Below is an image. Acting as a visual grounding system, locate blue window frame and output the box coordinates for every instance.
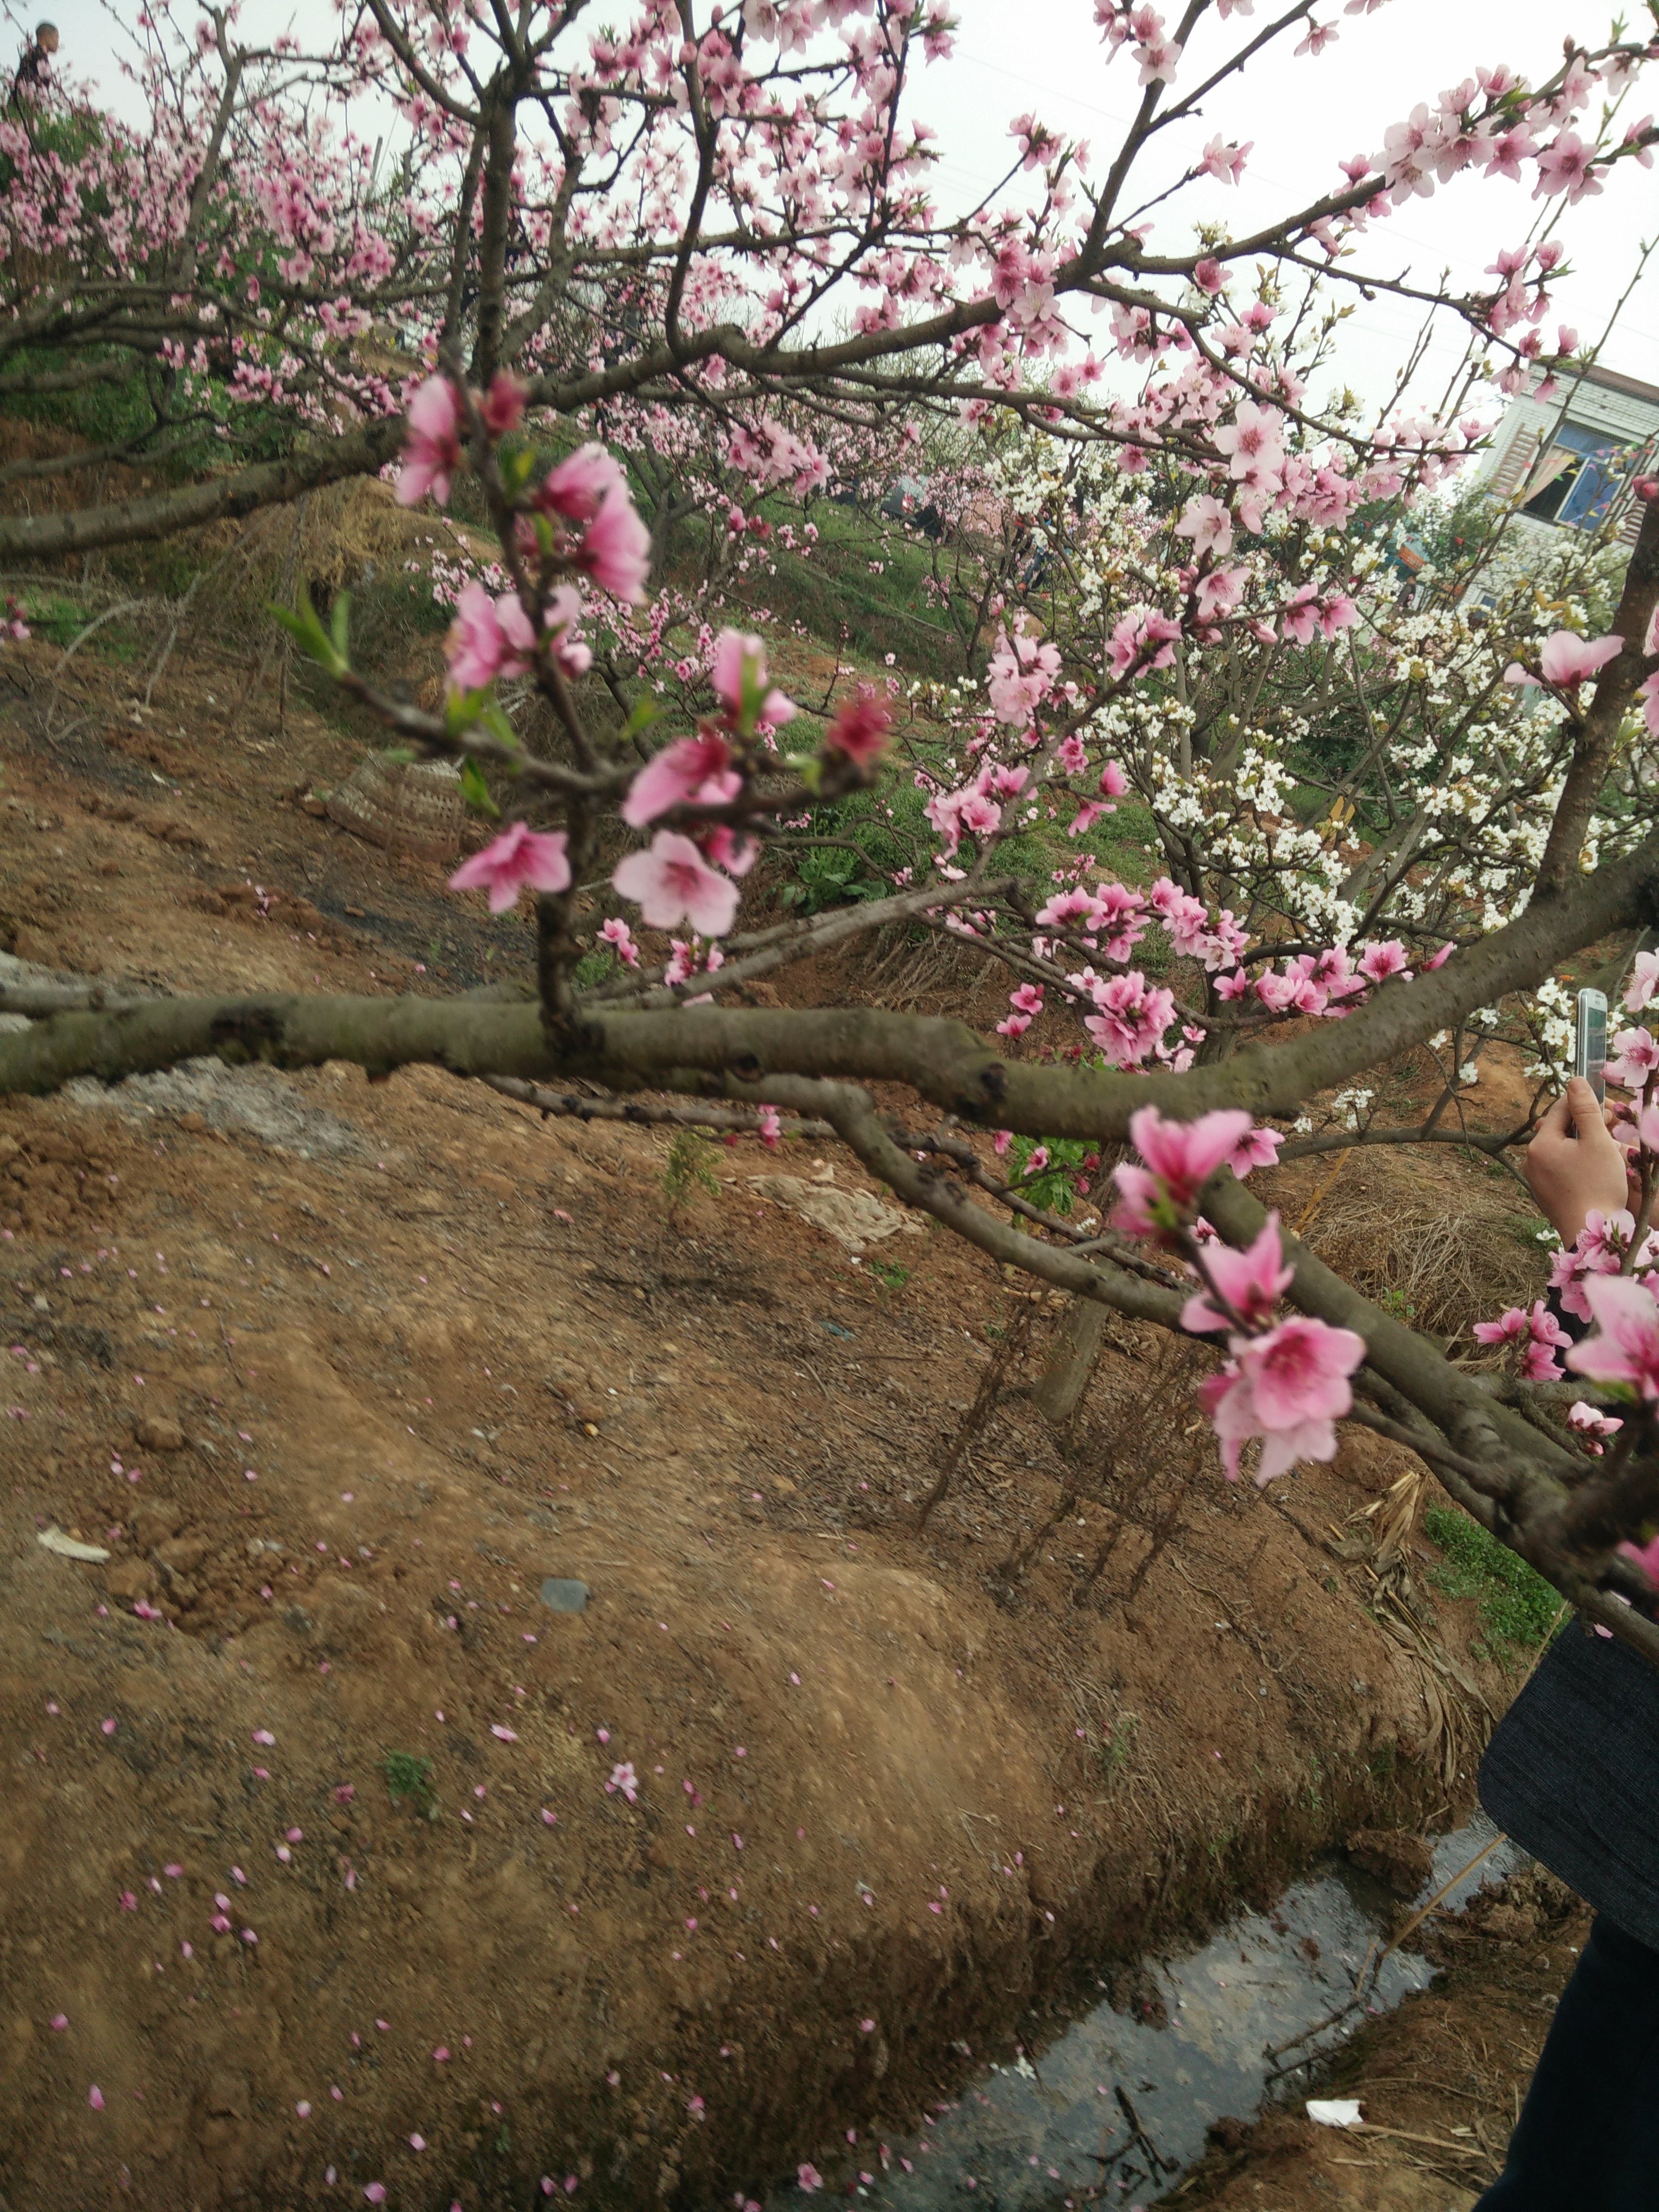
[1523,421,1627,529]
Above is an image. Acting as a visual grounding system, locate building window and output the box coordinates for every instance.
[1521,421,1627,529]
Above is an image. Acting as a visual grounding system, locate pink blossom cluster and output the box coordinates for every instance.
[1375,63,1630,221]
[925,769,1008,856]
[1111,1110,1361,1483]
[1473,1301,1573,1380]
[1548,1210,1659,1323]
[1556,1275,1659,1583]
[987,626,1062,727]
[400,375,651,609]
[1080,970,1177,1068]
[1034,880,1147,964]
[1147,880,1249,974]
[726,419,830,495]
[1219,941,1417,1016]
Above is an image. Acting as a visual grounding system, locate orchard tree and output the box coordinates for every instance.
[9,0,1659,1664]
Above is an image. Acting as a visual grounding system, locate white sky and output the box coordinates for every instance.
[929,0,1659,416]
[11,0,1658,416]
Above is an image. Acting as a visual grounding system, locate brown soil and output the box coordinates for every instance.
[0,634,1542,2210]
[1174,1867,1589,2210]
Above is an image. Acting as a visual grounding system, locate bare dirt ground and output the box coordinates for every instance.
[0,634,1552,2211]
[1176,1868,1589,2211]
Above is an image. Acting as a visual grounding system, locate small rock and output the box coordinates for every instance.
[1024,1855,1062,1911]
[545,1376,604,1427]
[105,1557,160,1603]
[203,2069,250,2121]
[1207,2115,1253,2152]
[156,1537,210,1575]
[540,1577,590,1614]
[1103,1961,1168,2029]
[134,1414,186,1453]
[1346,1828,1434,1899]
[747,1173,919,1250]
[1480,1903,1538,1945]
[133,1500,185,1550]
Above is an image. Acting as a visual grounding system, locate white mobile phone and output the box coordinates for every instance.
[1575,987,1608,1103]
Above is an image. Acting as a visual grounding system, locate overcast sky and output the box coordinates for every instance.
[932,0,1659,415]
[11,0,1656,417]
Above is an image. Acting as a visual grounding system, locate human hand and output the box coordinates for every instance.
[1524,1076,1636,1247]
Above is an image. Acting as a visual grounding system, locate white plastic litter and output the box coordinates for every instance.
[1305,2099,1365,2129]
[36,1526,110,1563]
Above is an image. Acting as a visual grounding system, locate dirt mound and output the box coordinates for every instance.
[0,650,1536,2209]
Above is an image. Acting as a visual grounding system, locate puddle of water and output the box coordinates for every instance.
[771,1816,1523,2209]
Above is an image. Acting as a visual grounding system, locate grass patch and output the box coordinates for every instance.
[383,1749,440,1821]
[14,588,141,660]
[1424,1504,1563,1654]
[663,1129,721,1212]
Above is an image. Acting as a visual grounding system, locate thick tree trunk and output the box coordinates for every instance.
[1032,1297,1110,1428]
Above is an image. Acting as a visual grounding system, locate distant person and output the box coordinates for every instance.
[9,20,58,106]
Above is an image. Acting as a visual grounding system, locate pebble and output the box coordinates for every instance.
[540,1578,590,1614]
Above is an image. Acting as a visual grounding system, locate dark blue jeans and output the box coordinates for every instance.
[1475,1915,1659,2209]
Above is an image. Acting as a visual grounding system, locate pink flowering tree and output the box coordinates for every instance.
[11,3,1659,1662]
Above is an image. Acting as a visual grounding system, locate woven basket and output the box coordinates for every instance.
[325,754,466,860]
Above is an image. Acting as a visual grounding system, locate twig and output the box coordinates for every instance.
[217,1318,246,1389]
[917,1298,1035,1530]
[1364,1833,1507,1985]
[482,1071,833,1140]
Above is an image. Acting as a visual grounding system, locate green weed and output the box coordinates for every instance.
[1100,1712,1141,1780]
[573,947,615,990]
[383,1749,440,1821]
[1424,1504,1563,1652]
[663,1129,720,1212]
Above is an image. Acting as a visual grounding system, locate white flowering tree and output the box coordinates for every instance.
[10,0,1659,1660]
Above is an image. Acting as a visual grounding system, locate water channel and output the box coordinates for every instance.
[770,1815,1522,2209]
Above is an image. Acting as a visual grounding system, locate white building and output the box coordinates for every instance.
[1467,365,1659,596]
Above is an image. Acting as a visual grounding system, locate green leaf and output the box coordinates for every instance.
[270,582,346,677]
[499,448,537,497]
[329,590,353,660]
[623,696,664,741]
[458,757,499,818]
[446,684,490,735]
[479,702,521,753]
[737,644,766,739]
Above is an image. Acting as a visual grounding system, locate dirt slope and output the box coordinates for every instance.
[0,644,1520,2210]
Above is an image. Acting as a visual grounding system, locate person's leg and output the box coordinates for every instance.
[1475,1915,1659,2210]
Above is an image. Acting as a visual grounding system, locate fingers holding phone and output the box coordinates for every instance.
[1526,1075,1631,1245]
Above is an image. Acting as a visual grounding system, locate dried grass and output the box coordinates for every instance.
[4,424,493,705]
[1284,1145,1548,1342]
[851,919,1003,1013]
